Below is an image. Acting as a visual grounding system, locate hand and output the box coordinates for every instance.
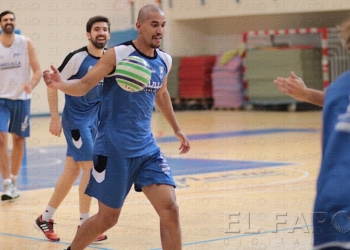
[273,71,307,101]
[43,65,63,89]
[49,117,62,137]
[24,83,33,94]
[174,130,191,154]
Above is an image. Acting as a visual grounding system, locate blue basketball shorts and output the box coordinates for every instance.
[85,149,176,209]
[63,126,97,162]
[0,98,30,137]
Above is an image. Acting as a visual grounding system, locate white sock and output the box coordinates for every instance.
[79,213,90,226]
[10,174,17,183]
[42,205,56,222]
[3,179,12,186]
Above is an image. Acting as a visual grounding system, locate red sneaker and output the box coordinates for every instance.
[34,215,60,242]
[77,226,107,242]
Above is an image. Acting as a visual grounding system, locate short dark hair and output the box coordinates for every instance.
[0,10,15,22]
[86,16,110,33]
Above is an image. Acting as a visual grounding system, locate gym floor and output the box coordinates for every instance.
[0,110,322,250]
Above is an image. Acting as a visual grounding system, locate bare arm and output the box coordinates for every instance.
[47,88,62,137]
[155,76,190,154]
[294,88,324,107]
[44,47,116,96]
[24,37,41,93]
[273,71,324,107]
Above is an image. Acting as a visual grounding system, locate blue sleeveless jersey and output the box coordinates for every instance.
[313,71,350,248]
[93,41,172,157]
[58,46,104,129]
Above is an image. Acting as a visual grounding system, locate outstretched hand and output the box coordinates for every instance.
[175,131,191,154]
[273,71,307,101]
[43,65,63,89]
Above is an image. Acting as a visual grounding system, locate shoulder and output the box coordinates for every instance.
[114,41,134,53]
[58,47,88,72]
[63,47,88,63]
[15,34,30,46]
[16,34,27,40]
[326,70,350,95]
[156,48,172,68]
[67,46,88,58]
[330,70,350,88]
[112,41,136,63]
[335,70,350,82]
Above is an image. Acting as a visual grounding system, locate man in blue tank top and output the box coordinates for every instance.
[274,18,350,250]
[43,5,190,250]
[35,16,110,243]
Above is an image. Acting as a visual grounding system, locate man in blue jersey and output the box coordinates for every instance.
[0,10,41,201]
[274,18,350,250]
[34,16,110,243]
[43,4,190,250]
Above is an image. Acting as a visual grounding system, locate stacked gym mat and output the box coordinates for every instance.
[178,56,216,98]
[211,54,244,109]
[245,47,323,104]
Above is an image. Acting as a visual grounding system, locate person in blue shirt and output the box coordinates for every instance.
[43,5,190,250]
[274,18,350,250]
[35,15,110,243]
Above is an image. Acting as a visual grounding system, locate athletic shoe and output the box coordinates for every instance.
[34,215,60,241]
[1,183,19,201]
[12,181,20,198]
[77,226,107,242]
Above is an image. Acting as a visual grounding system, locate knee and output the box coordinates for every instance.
[65,166,80,177]
[97,210,120,229]
[159,201,180,221]
[12,136,24,146]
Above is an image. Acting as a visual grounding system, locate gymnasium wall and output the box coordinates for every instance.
[168,0,350,20]
[0,0,154,115]
[162,0,350,55]
[1,0,350,115]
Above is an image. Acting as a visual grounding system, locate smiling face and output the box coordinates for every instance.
[87,22,110,49]
[136,10,166,49]
[0,13,15,35]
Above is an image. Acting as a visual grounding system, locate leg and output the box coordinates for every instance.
[143,184,181,250]
[134,150,180,249]
[10,133,25,179]
[73,153,136,248]
[0,132,10,180]
[61,127,96,213]
[35,156,80,241]
[77,161,108,242]
[7,99,30,181]
[48,156,80,208]
[70,201,121,250]
[0,132,17,201]
[78,161,93,214]
[0,99,11,182]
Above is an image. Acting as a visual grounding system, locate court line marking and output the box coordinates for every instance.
[11,166,307,209]
[12,128,317,248]
[0,231,113,250]
[149,167,313,250]
[155,128,319,143]
[0,166,313,248]
[149,226,312,250]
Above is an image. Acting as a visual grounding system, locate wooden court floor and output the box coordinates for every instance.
[0,110,322,250]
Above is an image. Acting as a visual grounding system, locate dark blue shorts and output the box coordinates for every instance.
[85,149,176,209]
[0,98,30,137]
[63,126,97,162]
